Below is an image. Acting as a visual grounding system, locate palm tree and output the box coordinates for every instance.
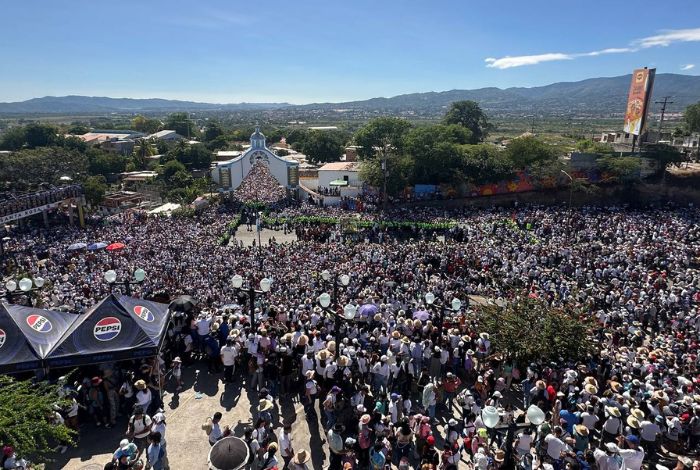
[132,138,155,170]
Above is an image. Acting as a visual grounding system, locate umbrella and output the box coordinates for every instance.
[87,242,108,251]
[208,437,249,470]
[357,303,378,318]
[412,309,430,321]
[169,295,197,313]
[106,242,125,252]
[67,242,87,251]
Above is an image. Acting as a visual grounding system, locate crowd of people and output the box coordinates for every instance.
[234,163,288,205]
[0,185,83,218]
[2,200,700,469]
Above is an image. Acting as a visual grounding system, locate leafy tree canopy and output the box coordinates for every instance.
[505,135,559,168]
[684,101,700,133]
[353,117,413,159]
[443,100,492,142]
[478,298,591,365]
[301,130,345,164]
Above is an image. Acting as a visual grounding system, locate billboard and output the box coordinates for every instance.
[623,68,656,136]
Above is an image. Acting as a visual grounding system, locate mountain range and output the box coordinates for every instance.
[1,73,698,116]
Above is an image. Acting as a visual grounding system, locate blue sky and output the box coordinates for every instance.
[1,0,699,103]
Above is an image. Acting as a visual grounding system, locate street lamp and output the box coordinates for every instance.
[5,276,46,304]
[104,268,146,296]
[318,271,351,343]
[232,274,272,330]
[424,291,463,338]
[561,169,574,239]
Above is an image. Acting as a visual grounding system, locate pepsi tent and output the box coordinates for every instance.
[45,295,170,368]
[0,304,78,373]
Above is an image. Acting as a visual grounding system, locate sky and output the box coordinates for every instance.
[1,0,699,104]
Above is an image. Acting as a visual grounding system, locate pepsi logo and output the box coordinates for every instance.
[0,329,5,349]
[27,314,52,333]
[94,317,122,341]
[133,305,154,323]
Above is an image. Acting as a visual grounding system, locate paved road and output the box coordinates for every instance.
[232,227,297,248]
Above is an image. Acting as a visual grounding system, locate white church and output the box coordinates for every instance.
[211,126,299,192]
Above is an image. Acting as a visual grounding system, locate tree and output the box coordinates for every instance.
[88,150,127,176]
[132,138,155,170]
[478,298,591,365]
[0,148,89,191]
[460,144,515,184]
[443,100,492,142]
[83,175,108,206]
[598,156,641,182]
[359,153,415,196]
[167,143,212,169]
[24,122,58,148]
[67,123,90,135]
[204,121,225,142]
[575,139,614,154]
[131,115,162,134]
[645,143,685,170]
[302,130,344,164]
[0,375,74,463]
[403,124,475,184]
[160,160,187,182]
[165,112,195,138]
[353,117,412,159]
[684,101,700,133]
[0,126,27,150]
[505,135,559,169]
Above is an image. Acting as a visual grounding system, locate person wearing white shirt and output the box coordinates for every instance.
[544,427,567,461]
[220,339,238,383]
[618,435,645,470]
[209,412,223,445]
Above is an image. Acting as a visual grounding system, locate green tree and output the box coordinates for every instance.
[598,156,641,182]
[0,126,27,150]
[505,135,559,169]
[0,148,89,191]
[204,121,225,142]
[460,144,515,184]
[131,115,162,134]
[403,124,474,184]
[353,117,412,160]
[684,101,700,133]
[359,153,415,196]
[478,298,590,364]
[644,143,685,170]
[0,375,75,463]
[160,160,187,181]
[302,130,344,164]
[63,136,88,152]
[168,143,212,169]
[443,100,491,142]
[132,138,155,170]
[83,175,108,206]
[24,122,58,148]
[575,139,614,154]
[88,151,127,176]
[165,112,196,138]
[67,123,90,135]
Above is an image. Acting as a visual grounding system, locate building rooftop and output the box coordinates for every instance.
[318,162,361,172]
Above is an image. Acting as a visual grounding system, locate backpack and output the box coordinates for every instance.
[370,448,386,470]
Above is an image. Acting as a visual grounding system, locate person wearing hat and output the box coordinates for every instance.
[602,406,623,443]
[134,379,152,416]
[113,439,138,466]
[422,382,437,421]
[420,435,439,468]
[304,370,319,420]
[87,376,107,428]
[573,424,590,453]
[327,423,346,470]
[443,371,462,412]
[593,442,623,470]
[289,449,311,470]
[259,442,279,470]
[126,405,153,452]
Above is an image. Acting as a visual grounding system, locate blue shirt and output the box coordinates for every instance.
[559,410,578,434]
[147,444,163,470]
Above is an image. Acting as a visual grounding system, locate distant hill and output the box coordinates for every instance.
[1,73,698,116]
[0,95,292,114]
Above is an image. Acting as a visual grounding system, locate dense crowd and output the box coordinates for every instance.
[0,185,83,218]
[234,163,287,205]
[2,202,700,470]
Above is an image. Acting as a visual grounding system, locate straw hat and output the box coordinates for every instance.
[172,356,182,364]
[297,335,309,346]
[575,424,589,436]
[626,416,640,429]
[373,313,382,322]
[585,384,598,395]
[316,350,331,361]
[267,443,278,452]
[293,450,310,465]
[536,380,546,390]
[211,322,220,332]
[360,414,371,425]
[338,355,350,367]
[401,336,410,344]
[480,332,490,340]
[606,406,621,418]
[631,408,645,420]
[327,341,337,354]
[258,399,273,412]
[494,449,505,463]
[134,380,147,390]
[609,381,622,393]
[391,330,401,339]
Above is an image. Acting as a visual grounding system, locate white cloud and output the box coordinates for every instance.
[485,27,700,69]
[635,28,700,48]
[485,53,572,69]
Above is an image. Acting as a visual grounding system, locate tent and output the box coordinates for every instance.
[329,179,349,187]
[46,295,170,368]
[0,304,77,373]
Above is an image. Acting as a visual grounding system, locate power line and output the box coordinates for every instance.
[655,96,674,137]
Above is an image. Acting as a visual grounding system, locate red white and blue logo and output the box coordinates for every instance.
[26,314,52,333]
[0,329,5,349]
[133,305,154,323]
[94,317,122,341]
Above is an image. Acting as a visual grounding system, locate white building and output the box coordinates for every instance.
[317,161,361,188]
[147,130,184,141]
[211,127,299,191]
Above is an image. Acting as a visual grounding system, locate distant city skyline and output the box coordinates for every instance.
[1,0,699,104]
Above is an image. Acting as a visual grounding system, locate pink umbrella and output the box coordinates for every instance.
[106,242,125,252]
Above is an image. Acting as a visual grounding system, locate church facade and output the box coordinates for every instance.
[211,127,299,191]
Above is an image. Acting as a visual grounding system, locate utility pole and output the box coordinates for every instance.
[655,96,674,142]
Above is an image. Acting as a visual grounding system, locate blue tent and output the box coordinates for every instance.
[0,304,78,373]
[45,295,170,368]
